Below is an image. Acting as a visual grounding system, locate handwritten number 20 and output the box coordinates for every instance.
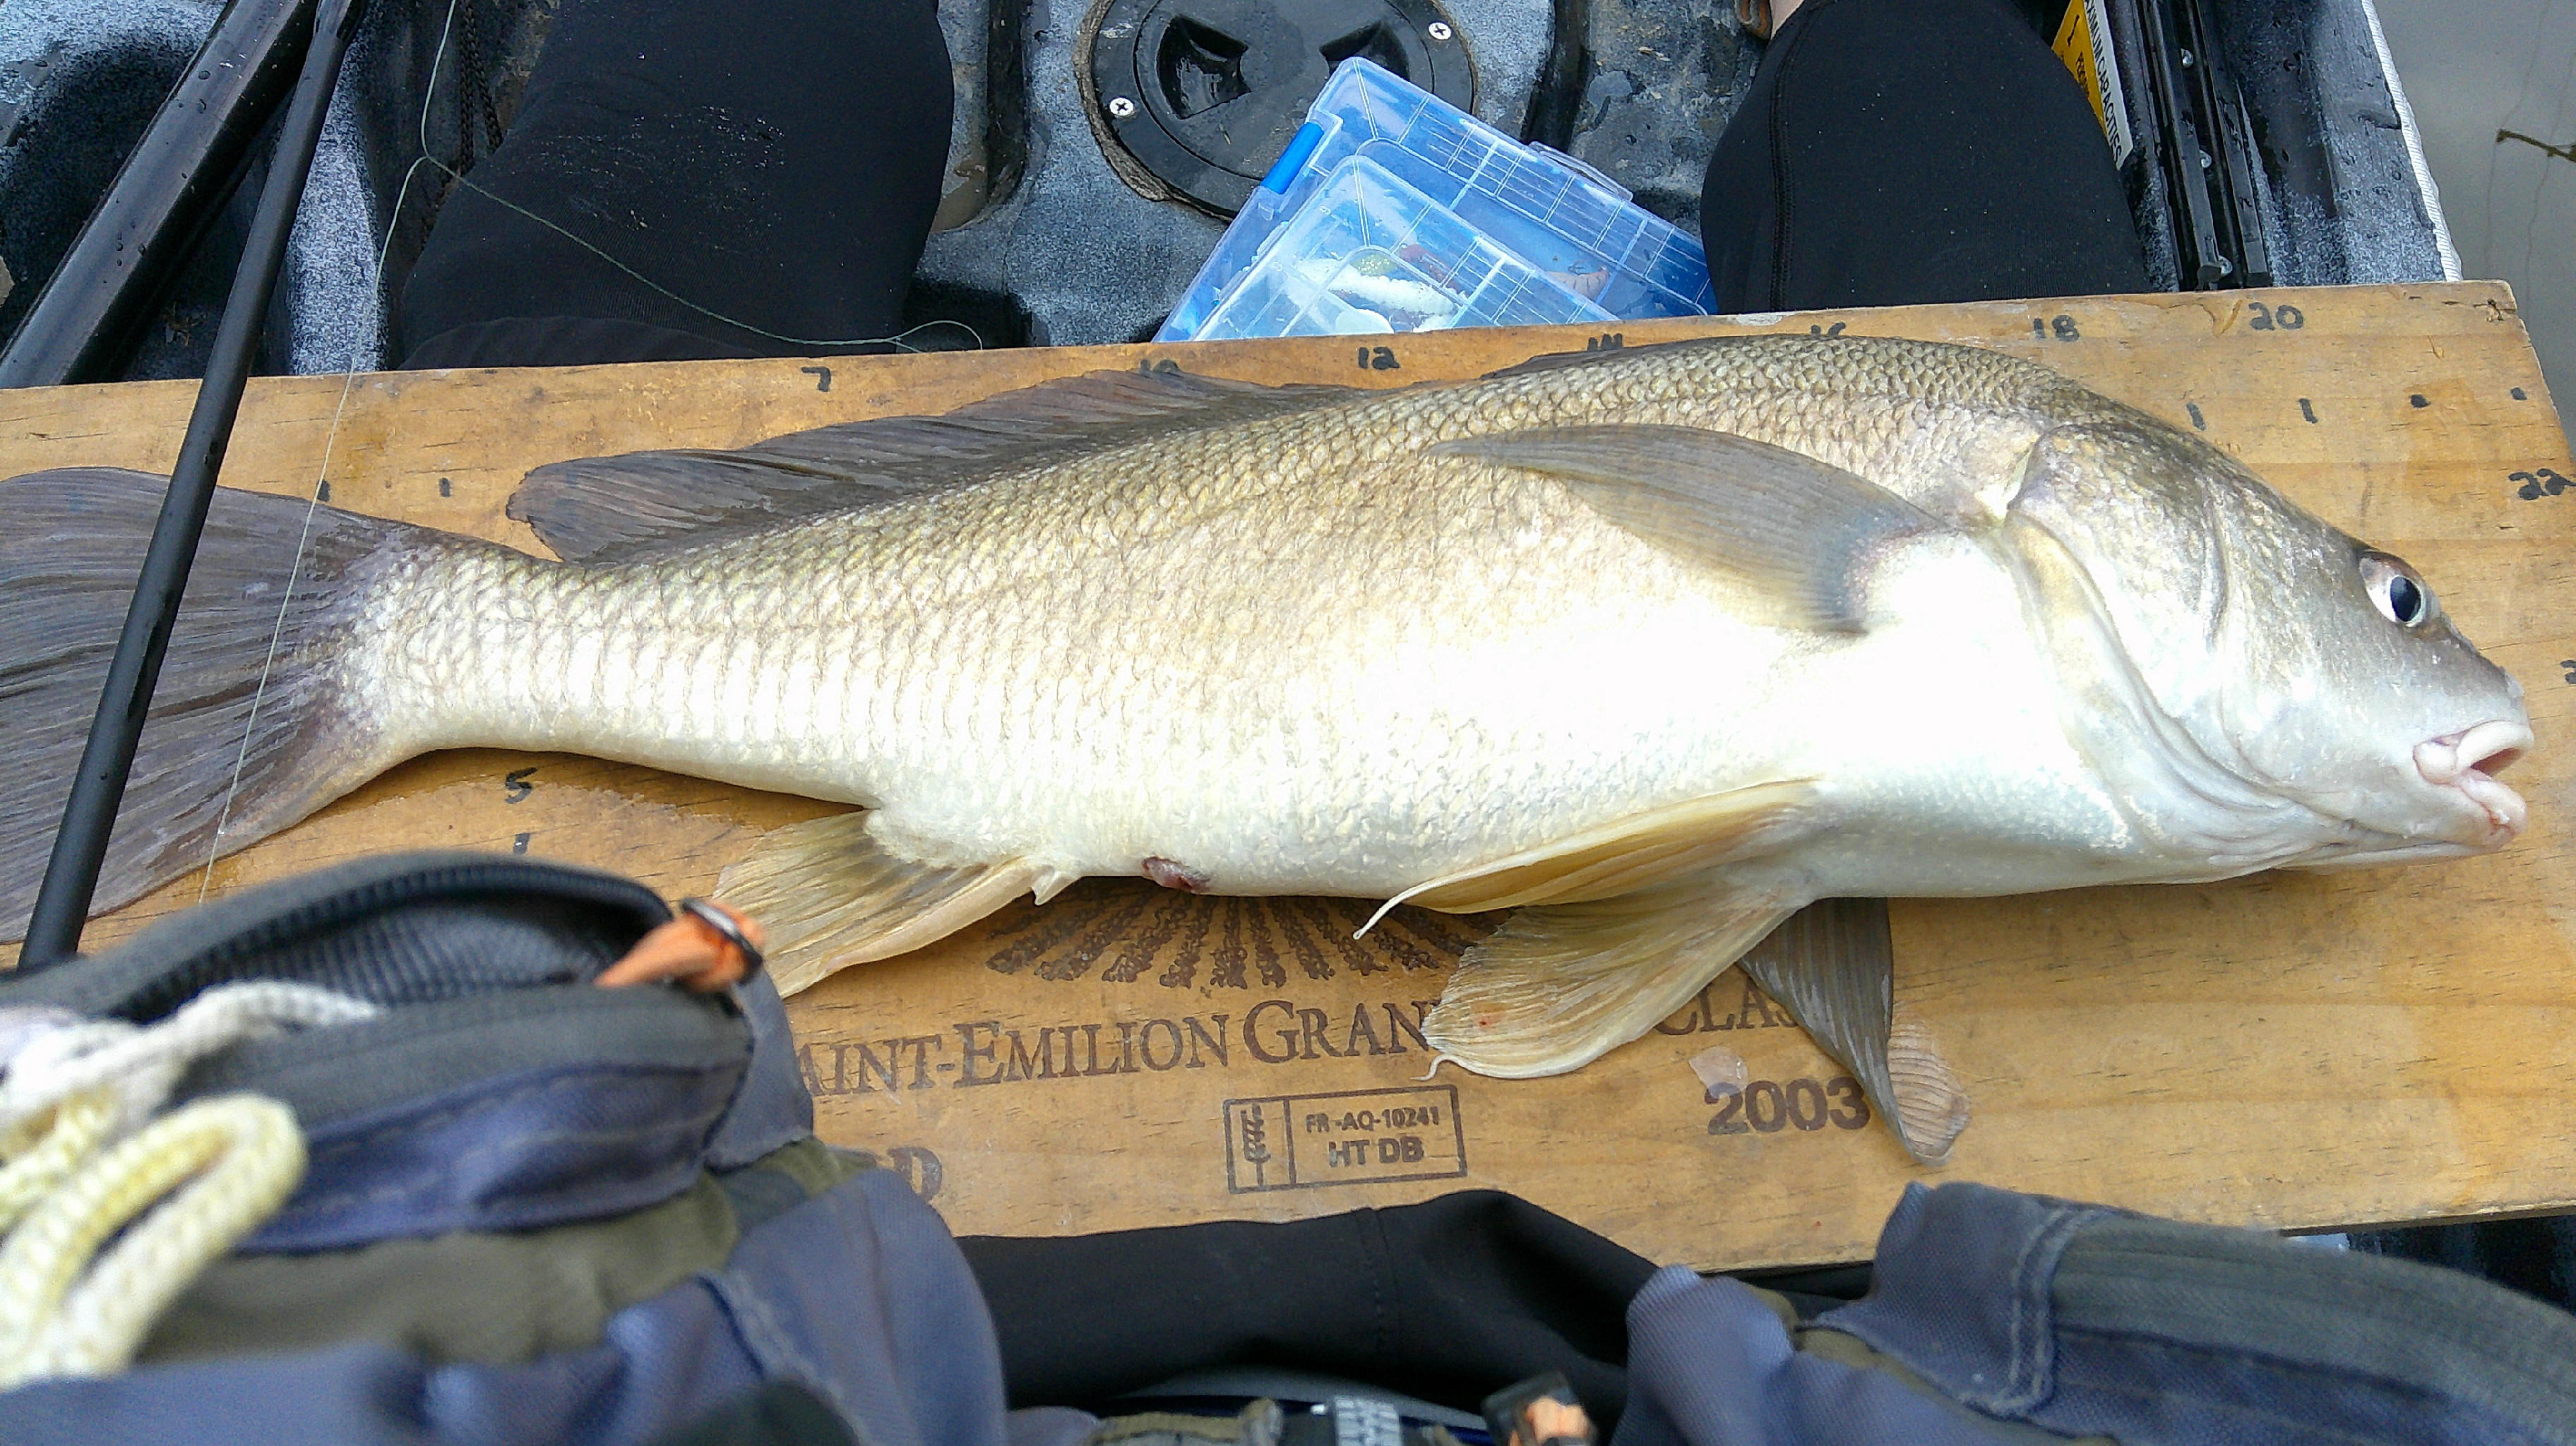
[2247,301,2304,330]
[2514,468,2573,501]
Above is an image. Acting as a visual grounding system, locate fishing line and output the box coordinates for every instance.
[200,0,979,900]
[2488,0,2561,282]
[198,0,463,902]
[417,166,986,352]
[2518,40,2576,284]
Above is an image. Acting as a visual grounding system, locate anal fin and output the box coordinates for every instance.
[716,813,1045,995]
[1738,899,1969,1165]
[1422,877,1804,1078]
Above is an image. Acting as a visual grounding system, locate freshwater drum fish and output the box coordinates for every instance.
[0,335,2532,1159]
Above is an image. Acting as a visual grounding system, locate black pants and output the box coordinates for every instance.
[396,0,953,367]
[399,0,2140,368]
[1698,0,2145,311]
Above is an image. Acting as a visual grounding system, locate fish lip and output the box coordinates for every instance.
[2412,719,2534,846]
[2290,837,2488,871]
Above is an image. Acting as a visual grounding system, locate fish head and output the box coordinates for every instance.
[2005,419,2530,869]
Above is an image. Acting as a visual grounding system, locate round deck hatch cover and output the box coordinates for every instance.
[1087,0,1472,216]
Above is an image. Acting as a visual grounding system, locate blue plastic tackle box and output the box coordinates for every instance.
[1157,58,1717,343]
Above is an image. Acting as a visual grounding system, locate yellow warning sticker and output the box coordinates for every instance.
[2053,0,2135,166]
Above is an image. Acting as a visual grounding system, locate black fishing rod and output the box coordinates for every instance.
[16,0,368,971]
[0,0,327,389]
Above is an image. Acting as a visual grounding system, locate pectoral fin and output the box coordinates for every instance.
[717,812,1049,995]
[1433,425,1944,632]
[1422,877,1805,1077]
[1377,780,1822,921]
[1737,899,1969,1165]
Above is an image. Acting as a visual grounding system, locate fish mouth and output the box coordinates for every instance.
[2414,719,2532,846]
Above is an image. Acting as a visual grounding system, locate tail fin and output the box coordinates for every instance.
[2,468,414,941]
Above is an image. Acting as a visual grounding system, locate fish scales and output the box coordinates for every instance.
[349,353,1897,889]
[0,335,2529,1161]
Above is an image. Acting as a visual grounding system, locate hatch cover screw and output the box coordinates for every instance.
[1109,95,1138,118]
[1428,21,1453,40]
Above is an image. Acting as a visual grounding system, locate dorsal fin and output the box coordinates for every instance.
[1479,336,1721,381]
[508,369,1359,563]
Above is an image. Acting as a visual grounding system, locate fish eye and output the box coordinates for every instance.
[2358,552,2434,628]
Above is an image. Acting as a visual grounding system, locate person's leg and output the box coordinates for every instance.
[398,0,951,368]
[959,1192,1658,1423]
[1700,0,2147,313]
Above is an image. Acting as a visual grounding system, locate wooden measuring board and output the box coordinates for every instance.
[6,282,2571,1271]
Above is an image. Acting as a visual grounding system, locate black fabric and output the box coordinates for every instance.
[398,0,952,368]
[2354,1217,2576,1315]
[959,1191,1658,1430]
[404,316,763,370]
[1698,0,2148,313]
[1996,0,2070,38]
[1736,1262,1875,1322]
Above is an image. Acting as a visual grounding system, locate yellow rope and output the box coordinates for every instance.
[0,982,371,1387]
[0,1089,116,1229]
[0,1093,304,1386]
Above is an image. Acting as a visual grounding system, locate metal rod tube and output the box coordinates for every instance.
[16,0,364,969]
